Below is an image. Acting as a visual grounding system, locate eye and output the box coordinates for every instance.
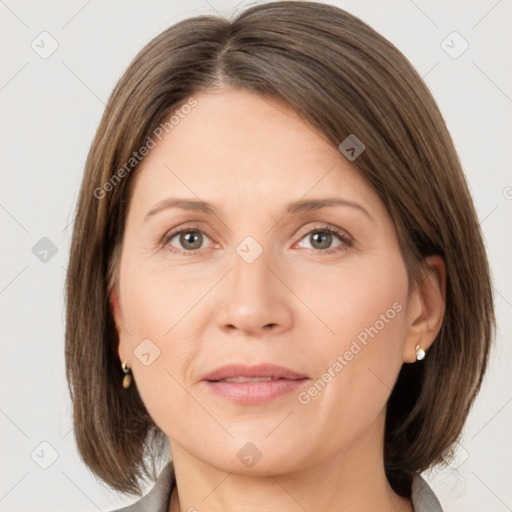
[162,226,213,254]
[295,224,353,255]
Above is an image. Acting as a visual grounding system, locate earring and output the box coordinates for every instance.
[121,361,132,389]
[415,344,426,361]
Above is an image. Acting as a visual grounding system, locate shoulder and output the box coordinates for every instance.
[411,474,444,512]
[106,462,175,512]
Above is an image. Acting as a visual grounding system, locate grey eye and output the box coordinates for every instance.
[170,230,207,251]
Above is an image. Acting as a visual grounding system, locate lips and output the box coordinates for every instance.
[201,364,309,404]
[202,363,308,382]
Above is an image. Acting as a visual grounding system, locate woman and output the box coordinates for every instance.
[65,2,495,511]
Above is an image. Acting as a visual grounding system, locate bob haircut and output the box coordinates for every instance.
[65,0,495,499]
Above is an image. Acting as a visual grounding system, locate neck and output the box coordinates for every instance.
[168,412,412,512]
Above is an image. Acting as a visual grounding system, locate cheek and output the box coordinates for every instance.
[120,255,204,341]
[296,252,409,427]
[293,249,409,359]
[117,258,206,419]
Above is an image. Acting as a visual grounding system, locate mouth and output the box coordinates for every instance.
[201,364,309,404]
[212,376,291,382]
[202,363,308,382]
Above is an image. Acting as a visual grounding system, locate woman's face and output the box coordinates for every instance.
[112,87,419,475]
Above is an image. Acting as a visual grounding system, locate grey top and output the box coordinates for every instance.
[108,461,443,512]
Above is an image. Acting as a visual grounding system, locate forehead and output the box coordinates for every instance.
[127,87,381,219]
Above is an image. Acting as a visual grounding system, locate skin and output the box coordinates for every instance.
[111,86,446,512]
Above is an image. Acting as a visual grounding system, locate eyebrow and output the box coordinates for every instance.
[144,197,373,221]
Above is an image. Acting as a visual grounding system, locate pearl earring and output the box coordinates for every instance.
[122,361,132,388]
[415,344,426,361]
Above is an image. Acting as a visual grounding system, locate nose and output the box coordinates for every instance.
[215,243,293,337]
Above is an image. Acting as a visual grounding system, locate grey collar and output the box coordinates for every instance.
[411,474,444,511]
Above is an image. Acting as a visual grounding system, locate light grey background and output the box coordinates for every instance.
[1,1,511,511]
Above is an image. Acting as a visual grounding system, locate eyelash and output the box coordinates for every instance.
[160,223,354,256]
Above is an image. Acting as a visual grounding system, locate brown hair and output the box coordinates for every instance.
[65,0,495,498]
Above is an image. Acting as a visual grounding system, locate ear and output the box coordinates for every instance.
[110,286,129,363]
[109,285,123,333]
[403,255,446,363]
